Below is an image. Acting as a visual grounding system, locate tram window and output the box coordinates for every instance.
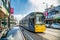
[29,18,34,24]
[36,16,44,24]
[32,18,34,24]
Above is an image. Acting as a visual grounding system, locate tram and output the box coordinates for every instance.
[19,12,46,32]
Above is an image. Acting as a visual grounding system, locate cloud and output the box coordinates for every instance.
[14,14,25,24]
[14,12,32,22]
[29,0,46,12]
[29,0,59,12]
[14,15,24,21]
[14,0,59,19]
[29,0,58,6]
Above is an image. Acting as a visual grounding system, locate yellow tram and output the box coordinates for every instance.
[19,12,46,32]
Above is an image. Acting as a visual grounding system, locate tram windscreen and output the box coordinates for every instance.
[36,14,44,24]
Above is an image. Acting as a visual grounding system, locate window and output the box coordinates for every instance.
[35,14,44,24]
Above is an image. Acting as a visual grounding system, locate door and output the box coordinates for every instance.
[29,18,34,31]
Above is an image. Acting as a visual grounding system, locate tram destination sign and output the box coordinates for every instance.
[36,14,42,16]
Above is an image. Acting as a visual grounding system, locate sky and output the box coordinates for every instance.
[11,0,59,23]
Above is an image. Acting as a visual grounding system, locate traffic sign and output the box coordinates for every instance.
[44,12,48,16]
[10,8,14,14]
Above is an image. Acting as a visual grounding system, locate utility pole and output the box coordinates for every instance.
[8,0,11,29]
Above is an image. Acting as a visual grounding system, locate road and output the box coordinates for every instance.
[20,27,60,40]
[37,28,60,40]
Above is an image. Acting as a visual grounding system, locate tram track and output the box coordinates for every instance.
[20,27,48,40]
[47,28,60,33]
[20,27,60,40]
[37,28,60,40]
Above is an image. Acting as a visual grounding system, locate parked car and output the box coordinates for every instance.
[51,23,60,29]
[46,24,50,28]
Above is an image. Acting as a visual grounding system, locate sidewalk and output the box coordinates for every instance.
[0,27,8,39]
[7,27,25,40]
[0,27,25,40]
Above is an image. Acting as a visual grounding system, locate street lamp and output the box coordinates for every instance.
[8,0,11,29]
[8,0,14,29]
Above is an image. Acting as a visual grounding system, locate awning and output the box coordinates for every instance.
[0,10,8,19]
[53,17,60,19]
[0,5,9,16]
[0,6,9,19]
[45,18,54,21]
[53,14,60,20]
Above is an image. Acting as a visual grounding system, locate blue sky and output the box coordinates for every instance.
[11,0,59,22]
[11,0,59,15]
[11,0,34,15]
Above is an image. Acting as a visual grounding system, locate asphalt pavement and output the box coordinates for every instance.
[0,26,60,40]
[20,27,60,40]
[20,27,48,40]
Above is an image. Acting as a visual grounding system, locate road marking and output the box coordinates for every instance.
[46,30,60,38]
[24,31,34,40]
[19,28,25,40]
[46,28,60,38]
[37,33,59,40]
[37,28,60,40]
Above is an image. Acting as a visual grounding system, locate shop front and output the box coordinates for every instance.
[0,5,9,31]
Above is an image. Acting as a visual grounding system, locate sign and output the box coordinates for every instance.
[44,12,48,16]
[10,8,14,14]
[36,14,42,16]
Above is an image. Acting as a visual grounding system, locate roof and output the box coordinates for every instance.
[45,18,54,21]
[54,5,60,11]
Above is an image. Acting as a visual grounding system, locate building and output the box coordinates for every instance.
[10,15,16,24]
[46,5,60,19]
[0,0,10,38]
[44,5,60,24]
[1,0,10,27]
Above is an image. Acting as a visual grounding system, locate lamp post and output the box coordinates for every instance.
[8,0,11,29]
[8,0,14,29]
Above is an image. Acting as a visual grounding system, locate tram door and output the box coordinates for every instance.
[29,18,34,31]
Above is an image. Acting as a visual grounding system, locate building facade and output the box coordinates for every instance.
[0,0,10,31]
[44,5,60,24]
[45,5,60,19]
